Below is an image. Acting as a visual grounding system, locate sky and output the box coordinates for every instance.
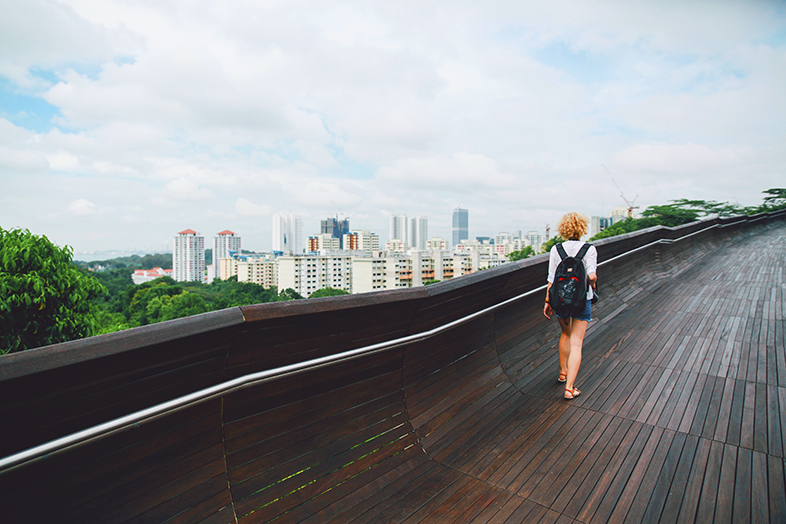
[1,0,784,256]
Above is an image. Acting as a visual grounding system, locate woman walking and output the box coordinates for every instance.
[543,212,597,400]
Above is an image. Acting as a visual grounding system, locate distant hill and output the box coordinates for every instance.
[73,253,173,271]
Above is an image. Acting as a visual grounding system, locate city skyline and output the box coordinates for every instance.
[2,2,784,255]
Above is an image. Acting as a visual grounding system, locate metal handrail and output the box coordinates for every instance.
[0,224,720,473]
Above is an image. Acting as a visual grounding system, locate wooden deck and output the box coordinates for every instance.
[0,214,783,523]
[281,224,784,524]
[403,228,785,523]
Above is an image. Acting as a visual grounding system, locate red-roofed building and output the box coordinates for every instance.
[131,267,174,285]
[214,230,241,279]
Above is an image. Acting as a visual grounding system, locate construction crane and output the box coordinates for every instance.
[602,165,639,218]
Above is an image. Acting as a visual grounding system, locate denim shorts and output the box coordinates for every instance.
[556,300,592,322]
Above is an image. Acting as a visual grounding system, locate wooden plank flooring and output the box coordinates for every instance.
[315,224,785,523]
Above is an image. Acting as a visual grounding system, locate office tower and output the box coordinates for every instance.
[321,217,350,248]
[173,229,205,282]
[273,214,304,254]
[452,208,468,247]
[409,216,428,250]
[389,213,408,245]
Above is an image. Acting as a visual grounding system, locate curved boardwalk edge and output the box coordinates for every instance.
[0,211,783,523]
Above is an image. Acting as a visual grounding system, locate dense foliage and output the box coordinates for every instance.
[508,245,535,261]
[309,287,350,298]
[1,228,106,354]
[88,274,302,334]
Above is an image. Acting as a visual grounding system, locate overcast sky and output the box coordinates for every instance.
[1,0,784,255]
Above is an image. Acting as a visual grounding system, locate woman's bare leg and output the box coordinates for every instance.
[558,319,571,377]
[562,318,588,391]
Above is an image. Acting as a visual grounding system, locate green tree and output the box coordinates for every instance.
[126,278,184,326]
[424,279,441,285]
[278,288,304,301]
[309,287,350,298]
[148,291,209,322]
[590,218,643,240]
[0,228,107,354]
[540,236,565,254]
[760,188,786,211]
[640,204,699,226]
[508,245,535,261]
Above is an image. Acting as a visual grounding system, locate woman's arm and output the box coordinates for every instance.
[544,282,553,319]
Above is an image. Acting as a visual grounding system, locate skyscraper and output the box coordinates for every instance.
[389,213,408,244]
[409,216,428,250]
[272,214,304,254]
[321,217,350,248]
[173,229,205,282]
[452,208,468,248]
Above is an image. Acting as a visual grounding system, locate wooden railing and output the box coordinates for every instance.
[0,210,783,523]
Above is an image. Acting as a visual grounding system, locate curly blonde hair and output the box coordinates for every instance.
[557,212,589,240]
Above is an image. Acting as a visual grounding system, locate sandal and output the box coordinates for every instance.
[564,387,581,400]
[558,371,567,383]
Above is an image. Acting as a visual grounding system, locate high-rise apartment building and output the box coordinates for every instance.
[308,234,341,252]
[452,208,468,248]
[214,230,241,278]
[278,254,353,297]
[409,216,428,250]
[389,213,408,245]
[272,214,304,254]
[343,230,380,252]
[173,229,205,282]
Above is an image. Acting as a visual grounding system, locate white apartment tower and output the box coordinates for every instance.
[214,230,241,260]
[389,213,408,245]
[173,229,205,282]
[272,214,304,254]
[409,216,428,250]
[214,230,241,280]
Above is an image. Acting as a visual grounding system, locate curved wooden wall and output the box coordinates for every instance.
[0,211,783,523]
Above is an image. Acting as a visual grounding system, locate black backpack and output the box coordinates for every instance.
[549,243,591,317]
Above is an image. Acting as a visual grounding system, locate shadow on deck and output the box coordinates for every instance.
[0,211,784,523]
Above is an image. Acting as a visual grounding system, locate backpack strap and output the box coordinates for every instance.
[576,243,593,291]
[575,243,592,260]
[556,243,568,260]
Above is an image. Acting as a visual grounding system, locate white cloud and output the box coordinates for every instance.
[235,198,270,217]
[163,177,214,201]
[0,146,49,174]
[67,198,97,215]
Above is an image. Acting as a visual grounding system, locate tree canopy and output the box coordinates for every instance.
[540,236,565,254]
[508,245,535,261]
[309,287,350,298]
[1,228,106,354]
